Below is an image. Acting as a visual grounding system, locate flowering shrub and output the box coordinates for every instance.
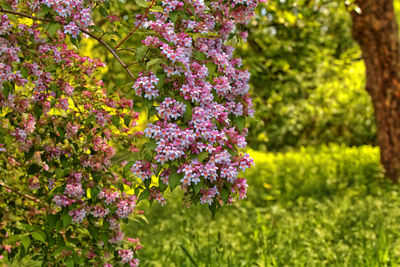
[0,0,262,265]
[132,0,260,210]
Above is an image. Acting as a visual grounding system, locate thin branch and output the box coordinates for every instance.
[0,7,50,22]
[114,0,157,50]
[0,180,49,208]
[117,47,137,53]
[92,1,100,12]
[141,47,151,62]
[80,28,136,80]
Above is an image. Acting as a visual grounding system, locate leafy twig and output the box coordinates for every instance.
[114,0,157,50]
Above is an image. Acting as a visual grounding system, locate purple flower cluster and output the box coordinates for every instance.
[129,0,260,206]
[133,72,159,100]
[130,160,157,181]
[39,0,94,38]
[118,249,139,266]
[69,208,87,223]
[116,195,137,219]
[200,186,219,205]
[156,97,186,121]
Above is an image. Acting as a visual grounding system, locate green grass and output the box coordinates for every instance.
[125,145,400,266]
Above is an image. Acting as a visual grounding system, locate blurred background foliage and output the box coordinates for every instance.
[237,0,376,151]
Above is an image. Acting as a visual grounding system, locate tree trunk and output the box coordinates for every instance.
[350,0,400,181]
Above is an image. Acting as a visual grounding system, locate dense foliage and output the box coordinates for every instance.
[0,0,260,265]
[238,0,376,150]
[127,145,400,266]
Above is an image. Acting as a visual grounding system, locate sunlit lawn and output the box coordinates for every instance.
[126,145,400,266]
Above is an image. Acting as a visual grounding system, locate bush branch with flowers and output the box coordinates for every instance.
[0,0,263,265]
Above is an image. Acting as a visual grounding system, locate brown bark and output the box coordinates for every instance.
[350,0,400,181]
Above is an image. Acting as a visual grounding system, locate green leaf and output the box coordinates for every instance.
[31,231,46,243]
[124,115,132,127]
[150,6,163,12]
[56,168,64,178]
[60,155,70,168]
[47,214,59,230]
[193,51,206,61]
[99,6,108,17]
[139,188,150,202]
[92,172,101,182]
[25,148,34,161]
[111,115,120,128]
[48,23,60,38]
[144,151,153,162]
[169,11,179,23]
[56,219,63,231]
[70,34,81,47]
[144,177,151,188]
[184,101,192,120]
[143,98,153,111]
[206,62,216,74]
[169,172,183,191]
[0,2,12,9]
[221,187,229,204]
[90,186,100,200]
[28,164,40,175]
[156,74,166,89]
[2,82,13,98]
[100,232,109,246]
[197,151,208,163]
[4,134,12,146]
[209,201,219,219]
[147,106,157,120]
[33,106,43,120]
[20,67,29,79]
[180,244,198,265]
[7,234,22,243]
[234,116,245,132]
[192,33,204,41]
[21,236,31,252]
[88,226,98,240]
[89,25,104,34]
[51,246,66,257]
[143,140,157,151]
[135,0,150,8]
[159,180,168,192]
[37,6,51,17]
[85,114,95,125]
[66,257,74,267]
[123,161,134,176]
[146,58,163,70]
[135,46,148,61]
[7,14,18,24]
[63,214,72,228]
[192,179,204,195]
